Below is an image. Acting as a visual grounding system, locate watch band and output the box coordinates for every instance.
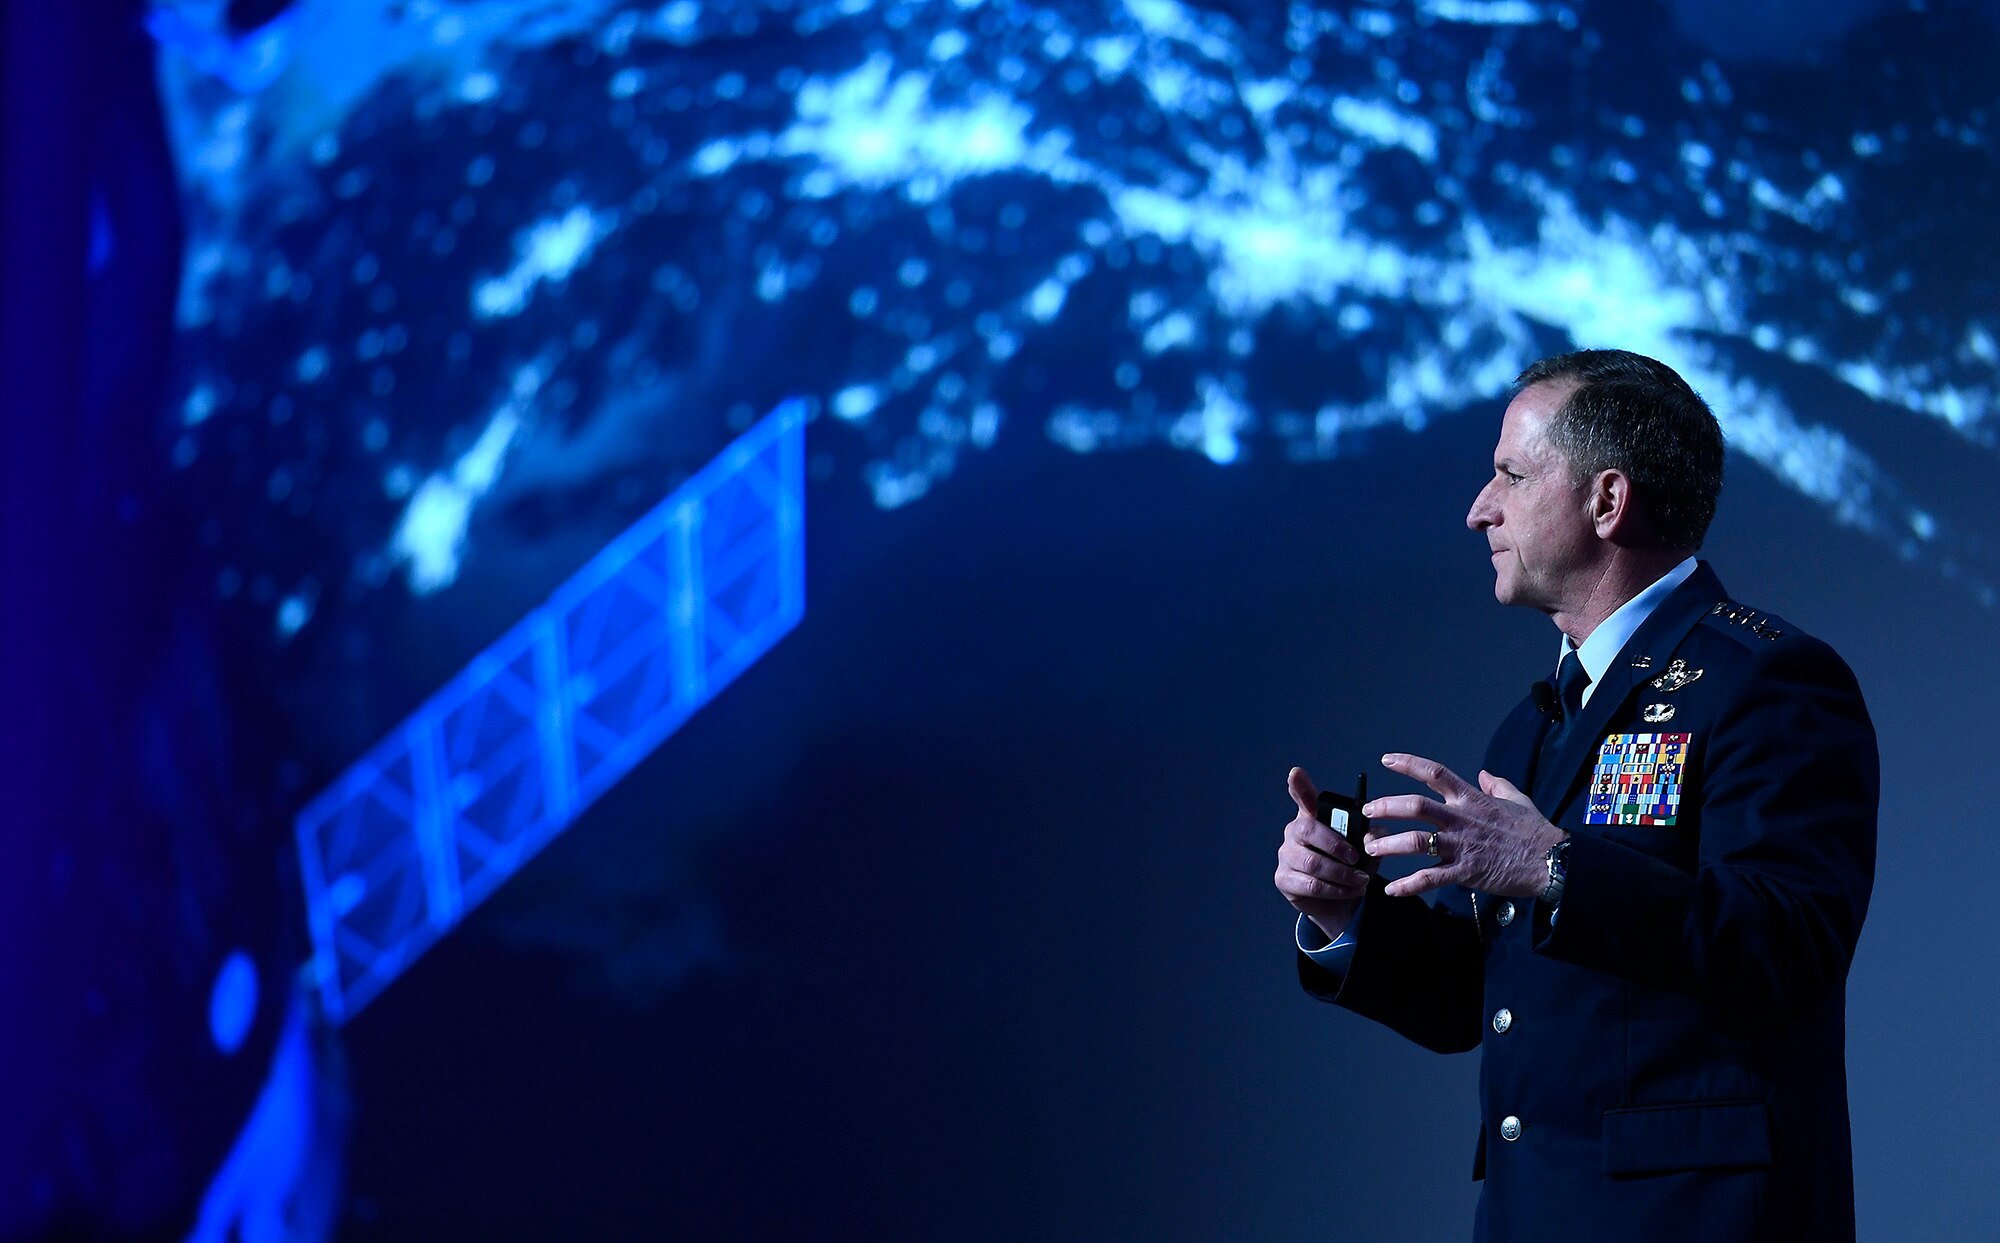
[1541,834,1572,907]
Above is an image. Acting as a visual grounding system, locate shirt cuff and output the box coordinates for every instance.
[1296,911,1358,968]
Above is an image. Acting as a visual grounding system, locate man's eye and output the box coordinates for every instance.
[1502,470,1524,484]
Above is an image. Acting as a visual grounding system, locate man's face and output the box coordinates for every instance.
[1466,382,1599,614]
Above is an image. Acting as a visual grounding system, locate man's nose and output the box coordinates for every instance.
[1467,481,1496,531]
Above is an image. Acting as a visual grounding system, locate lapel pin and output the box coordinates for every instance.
[1649,658,1703,692]
[1628,654,1653,670]
[1642,702,1676,724]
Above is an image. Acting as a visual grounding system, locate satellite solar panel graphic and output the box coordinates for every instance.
[295,400,806,1023]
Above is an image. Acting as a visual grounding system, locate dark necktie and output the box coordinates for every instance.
[1556,650,1591,720]
[1538,650,1593,776]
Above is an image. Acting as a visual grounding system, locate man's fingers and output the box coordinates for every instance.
[1363,829,1443,860]
[1287,766,1320,818]
[1276,866,1369,901]
[1360,793,1451,826]
[1288,813,1360,867]
[1480,769,1535,809]
[1384,866,1454,899]
[1279,841,1368,888]
[1276,862,1369,902]
[1381,752,1473,800]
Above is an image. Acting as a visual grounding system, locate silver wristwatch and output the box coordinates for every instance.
[1541,834,1572,907]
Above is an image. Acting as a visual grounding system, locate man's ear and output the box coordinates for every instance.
[1591,468,1635,540]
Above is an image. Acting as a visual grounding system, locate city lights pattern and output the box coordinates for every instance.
[153,0,2000,652]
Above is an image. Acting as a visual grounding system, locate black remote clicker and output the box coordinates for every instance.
[1316,774,1375,874]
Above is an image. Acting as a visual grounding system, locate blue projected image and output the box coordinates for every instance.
[7,0,1981,1238]
[296,400,803,1022]
[155,0,2000,630]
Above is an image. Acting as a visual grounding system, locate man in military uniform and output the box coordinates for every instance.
[1273,350,1877,1242]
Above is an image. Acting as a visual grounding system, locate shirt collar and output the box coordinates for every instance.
[1559,556,1699,701]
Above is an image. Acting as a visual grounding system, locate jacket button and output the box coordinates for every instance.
[1499,1116,1522,1142]
[1497,900,1516,926]
[1492,1007,1513,1034]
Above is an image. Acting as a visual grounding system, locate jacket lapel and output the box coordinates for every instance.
[1531,561,1728,816]
[1491,693,1550,792]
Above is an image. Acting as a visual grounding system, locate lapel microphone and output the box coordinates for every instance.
[1531,680,1563,722]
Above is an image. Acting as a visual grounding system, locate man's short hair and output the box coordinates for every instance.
[1513,349,1726,551]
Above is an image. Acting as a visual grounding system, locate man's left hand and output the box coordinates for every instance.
[1363,753,1567,899]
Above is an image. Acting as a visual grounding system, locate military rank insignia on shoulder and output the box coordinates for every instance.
[1584,733,1691,827]
[1709,600,1785,640]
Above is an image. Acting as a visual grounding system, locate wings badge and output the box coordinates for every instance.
[1649,659,1703,692]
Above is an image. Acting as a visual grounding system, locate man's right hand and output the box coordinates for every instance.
[1274,766,1373,943]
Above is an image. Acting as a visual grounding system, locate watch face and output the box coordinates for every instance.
[1545,840,1569,896]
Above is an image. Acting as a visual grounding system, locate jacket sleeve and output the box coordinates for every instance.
[1299,875,1485,1054]
[1532,635,1878,1026]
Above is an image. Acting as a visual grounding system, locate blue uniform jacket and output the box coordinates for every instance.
[1300,562,1878,1242]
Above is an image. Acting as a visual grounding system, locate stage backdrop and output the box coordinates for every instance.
[152,0,1996,1238]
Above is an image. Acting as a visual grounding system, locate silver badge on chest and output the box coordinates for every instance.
[1649,658,1703,692]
